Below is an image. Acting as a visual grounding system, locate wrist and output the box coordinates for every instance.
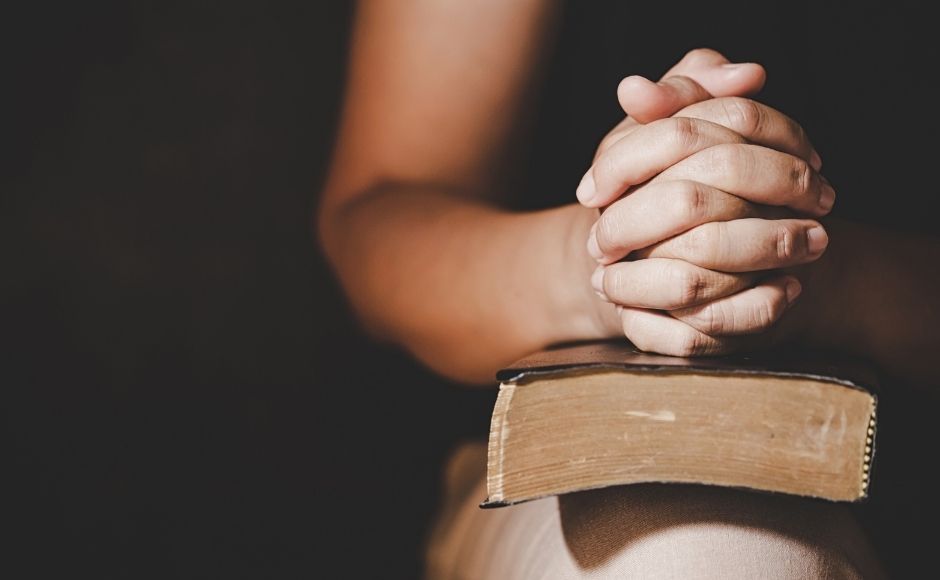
[545,204,622,344]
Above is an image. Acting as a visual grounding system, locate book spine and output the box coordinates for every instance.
[486,382,517,502]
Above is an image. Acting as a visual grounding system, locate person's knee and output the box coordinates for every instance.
[427,455,885,579]
[558,485,880,579]
[572,519,860,579]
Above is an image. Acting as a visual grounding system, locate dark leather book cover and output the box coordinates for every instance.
[497,339,881,397]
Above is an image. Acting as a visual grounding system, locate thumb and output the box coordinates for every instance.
[617,74,711,125]
[664,48,766,97]
[619,48,766,124]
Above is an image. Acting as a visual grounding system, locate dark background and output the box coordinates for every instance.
[6,1,940,578]
[6,2,493,577]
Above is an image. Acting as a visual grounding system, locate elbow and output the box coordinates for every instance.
[315,183,386,337]
[405,339,502,386]
[314,184,344,272]
[314,181,501,386]
[315,179,410,339]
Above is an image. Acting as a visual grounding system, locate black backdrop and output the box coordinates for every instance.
[8,2,940,578]
[6,2,493,577]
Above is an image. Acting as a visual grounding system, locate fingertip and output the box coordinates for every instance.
[817,178,835,213]
[666,48,730,76]
[806,225,829,255]
[722,61,765,75]
[617,75,657,97]
[704,62,766,97]
[783,277,803,305]
[723,61,766,81]
[576,170,598,206]
[616,75,659,113]
[738,62,766,94]
[620,79,690,125]
[684,48,729,66]
[810,149,823,172]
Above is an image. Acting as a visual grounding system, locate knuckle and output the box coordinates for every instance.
[774,224,799,261]
[791,157,814,198]
[689,304,721,335]
[684,222,722,264]
[672,264,707,307]
[668,75,699,95]
[673,117,700,150]
[708,143,745,175]
[721,97,762,135]
[750,296,781,330]
[672,329,704,357]
[673,180,708,224]
[667,117,701,151]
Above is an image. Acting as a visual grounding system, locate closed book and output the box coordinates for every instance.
[484,340,878,507]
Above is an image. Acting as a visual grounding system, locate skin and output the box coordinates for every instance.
[319,0,940,387]
[583,80,833,351]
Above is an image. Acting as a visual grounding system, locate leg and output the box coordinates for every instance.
[426,442,886,580]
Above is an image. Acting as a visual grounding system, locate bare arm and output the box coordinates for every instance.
[318,0,940,389]
[319,2,772,384]
[318,0,606,383]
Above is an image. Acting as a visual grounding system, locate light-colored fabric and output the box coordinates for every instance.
[426,442,887,580]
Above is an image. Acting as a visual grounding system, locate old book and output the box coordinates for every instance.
[484,340,878,507]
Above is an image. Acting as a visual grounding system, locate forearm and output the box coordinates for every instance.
[803,219,940,386]
[320,184,616,384]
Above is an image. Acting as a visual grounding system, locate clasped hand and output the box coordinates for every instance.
[579,49,834,356]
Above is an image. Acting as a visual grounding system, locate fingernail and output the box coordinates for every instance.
[806,226,828,255]
[587,223,603,261]
[576,171,597,206]
[721,63,747,70]
[810,149,823,171]
[818,182,835,212]
[785,278,803,305]
[591,266,607,300]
